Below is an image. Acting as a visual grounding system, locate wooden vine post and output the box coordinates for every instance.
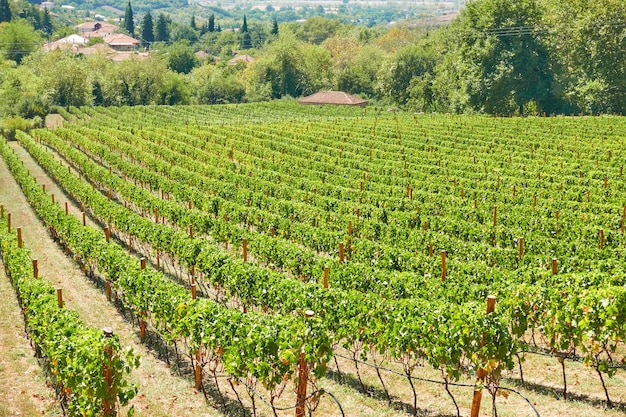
[17,227,22,248]
[104,227,110,243]
[189,284,202,390]
[6,213,10,233]
[339,242,345,264]
[65,202,69,216]
[32,259,38,278]
[82,212,86,226]
[140,257,146,270]
[492,206,497,227]
[518,238,524,262]
[621,205,626,233]
[102,327,115,417]
[441,250,447,282]
[295,310,315,417]
[242,239,248,262]
[56,288,63,308]
[552,258,558,275]
[470,296,497,417]
[323,267,329,289]
[599,229,604,249]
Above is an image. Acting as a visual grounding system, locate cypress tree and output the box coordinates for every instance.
[208,14,215,32]
[141,12,154,47]
[124,1,134,36]
[241,14,248,33]
[271,17,278,35]
[155,13,169,42]
[42,8,52,36]
[190,14,196,30]
[0,0,12,23]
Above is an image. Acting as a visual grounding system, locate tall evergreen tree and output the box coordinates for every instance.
[155,13,169,42]
[0,0,12,23]
[141,12,154,48]
[208,14,215,32]
[190,14,196,30]
[124,1,134,36]
[241,14,248,33]
[271,17,278,35]
[42,8,52,36]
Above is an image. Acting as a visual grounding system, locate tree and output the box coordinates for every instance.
[190,14,196,30]
[545,0,626,113]
[141,12,154,48]
[155,13,169,42]
[0,20,41,64]
[241,14,248,33]
[164,41,197,74]
[0,0,11,23]
[42,8,52,36]
[445,0,557,114]
[124,1,134,36]
[378,43,437,105]
[208,14,215,33]
[271,18,278,36]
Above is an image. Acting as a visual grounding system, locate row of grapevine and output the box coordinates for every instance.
[0,208,138,416]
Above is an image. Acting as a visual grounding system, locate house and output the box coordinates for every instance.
[103,34,140,51]
[42,34,87,52]
[228,54,255,65]
[76,21,117,39]
[298,91,367,108]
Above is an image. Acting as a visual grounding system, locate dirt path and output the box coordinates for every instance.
[0,142,221,417]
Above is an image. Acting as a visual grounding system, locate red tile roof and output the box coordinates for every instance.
[298,91,367,106]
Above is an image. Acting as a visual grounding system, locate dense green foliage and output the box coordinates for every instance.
[10,102,626,411]
[0,186,138,416]
[1,0,625,119]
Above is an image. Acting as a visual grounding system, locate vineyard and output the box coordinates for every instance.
[1,101,626,417]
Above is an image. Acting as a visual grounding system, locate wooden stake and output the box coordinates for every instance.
[552,258,558,275]
[604,177,608,189]
[599,229,604,249]
[0,205,3,218]
[106,280,112,301]
[51,194,55,204]
[103,327,114,417]
[242,239,248,262]
[65,202,69,215]
[140,320,146,341]
[140,257,146,270]
[533,195,537,208]
[195,352,202,390]
[56,288,63,308]
[42,184,46,192]
[191,283,197,299]
[518,238,524,261]
[513,185,516,199]
[82,212,86,226]
[339,242,344,263]
[470,296,497,417]
[154,208,158,223]
[621,206,626,233]
[348,221,352,236]
[104,227,110,243]
[271,226,275,238]
[17,227,22,248]
[295,311,315,417]
[7,213,10,233]
[323,267,329,289]
[32,259,38,278]
[441,250,447,282]
[189,224,193,239]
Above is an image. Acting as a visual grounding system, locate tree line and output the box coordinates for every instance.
[0,0,625,127]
